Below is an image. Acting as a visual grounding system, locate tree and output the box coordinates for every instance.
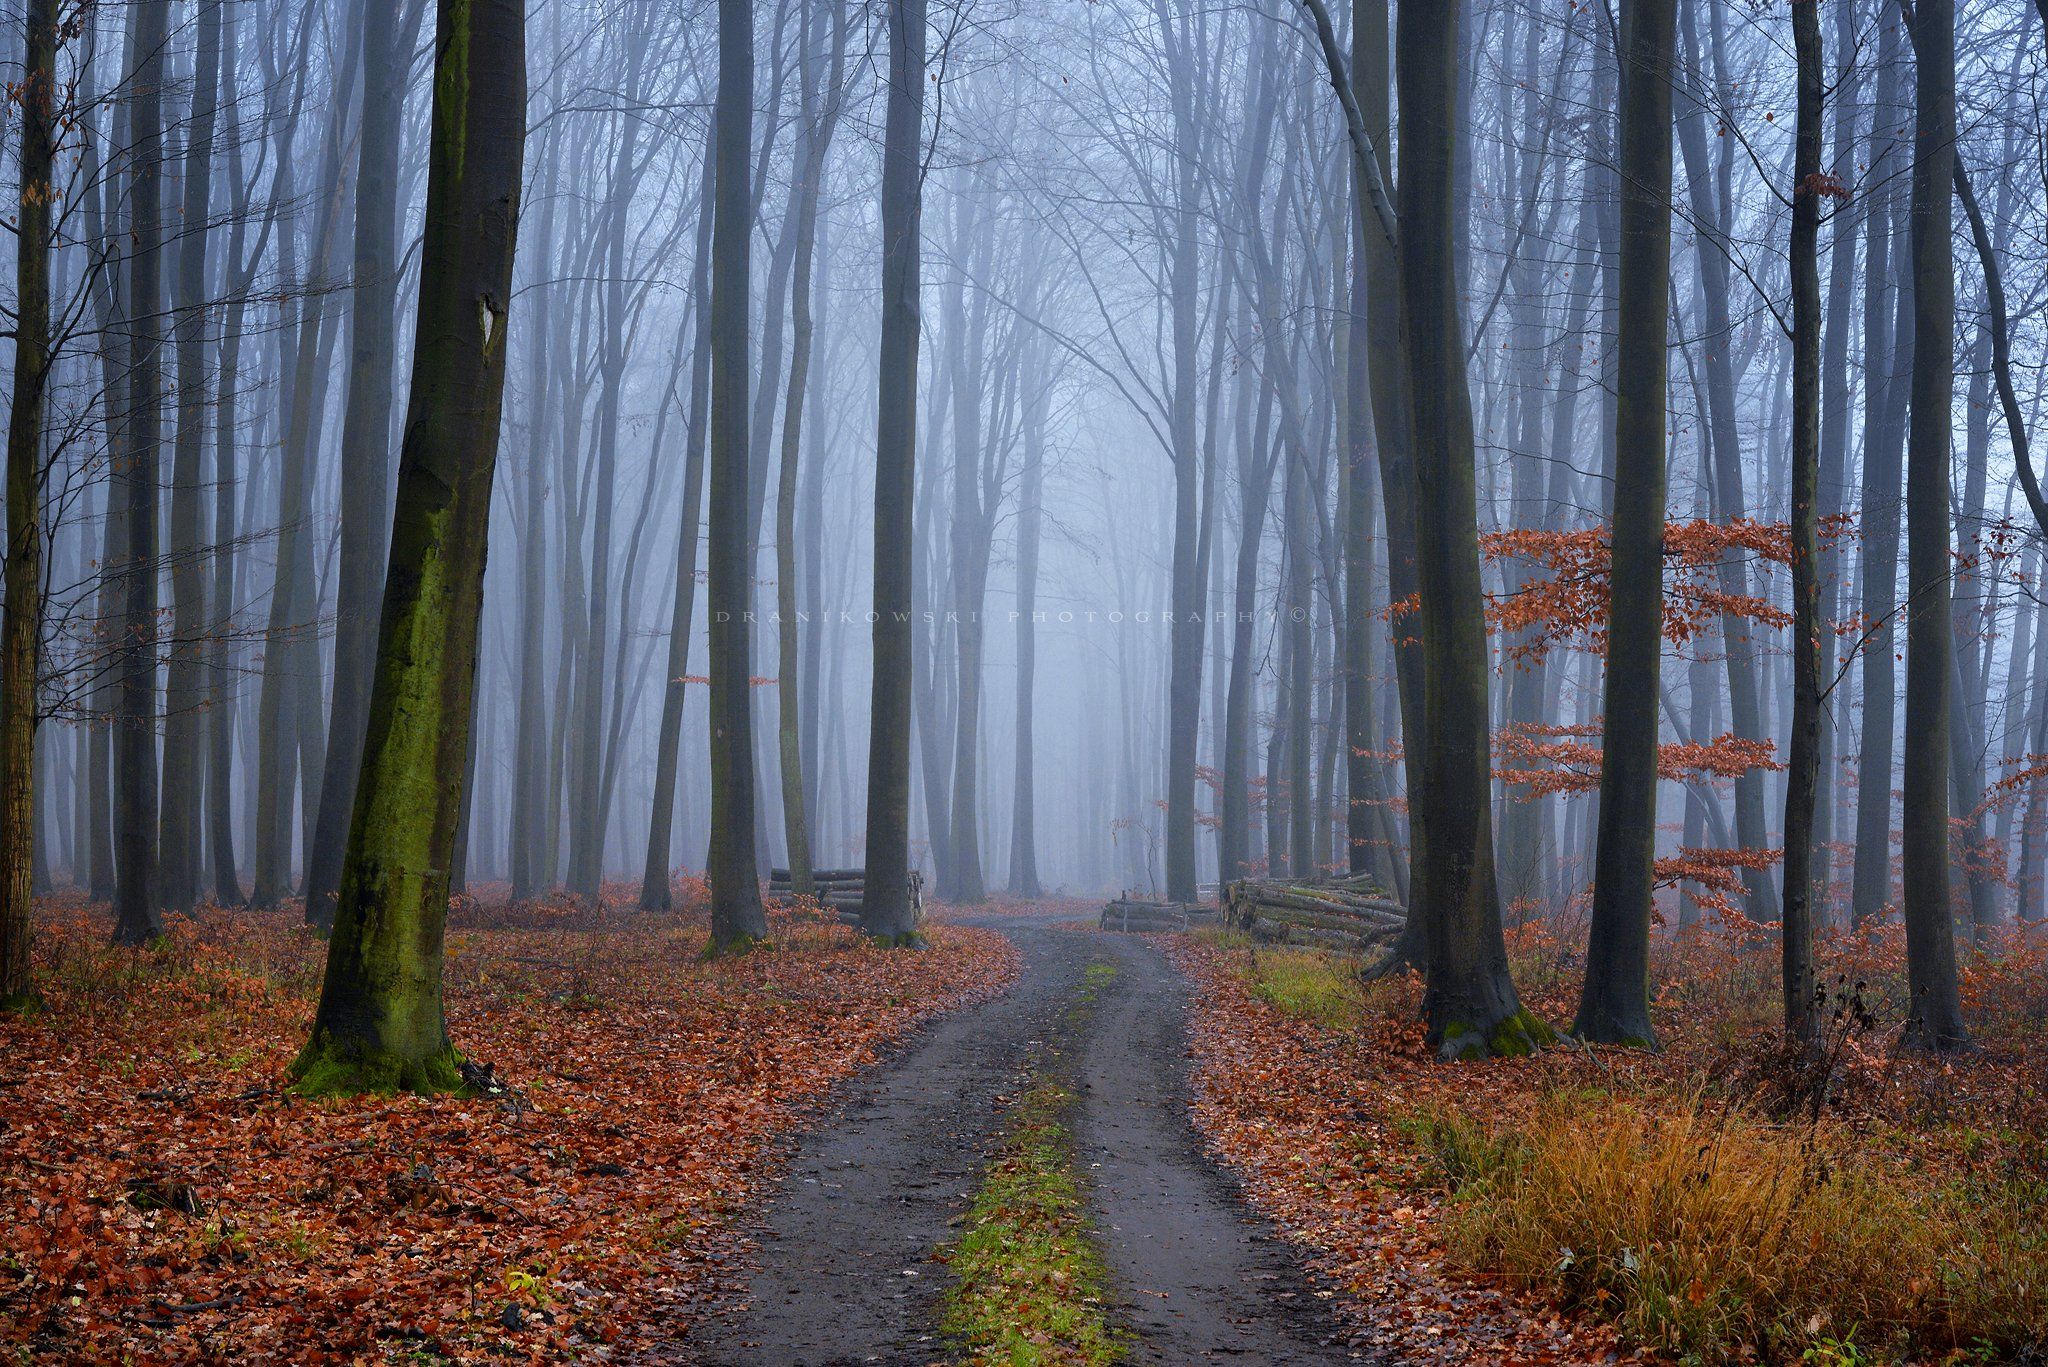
[1299,0,1424,966]
[1007,361,1049,899]
[1779,0,1826,1045]
[1850,14,1911,929]
[1395,0,1548,1059]
[306,0,432,926]
[292,0,528,1094]
[705,0,768,950]
[111,0,169,946]
[1,0,58,1006]
[1897,0,1967,1051]
[1575,0,1678,1049]
[640,141,716,912]
[159,0,223,914]
[859,0,926,943]
[776,0,851,902]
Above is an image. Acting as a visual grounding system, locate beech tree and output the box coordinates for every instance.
[1396,0,1548,1059]
[1577,0,1678,1049]
[860,0,926,943]
[0,0,56,1007]
[705,0,767,950]
[1898,0,1968,1052]
[293,0,528,1093]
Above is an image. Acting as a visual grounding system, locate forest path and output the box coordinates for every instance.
[681,909,1374,1365]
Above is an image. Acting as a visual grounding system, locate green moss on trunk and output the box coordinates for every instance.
[1437,1008,1556,1062]
[290,1038,466,1097]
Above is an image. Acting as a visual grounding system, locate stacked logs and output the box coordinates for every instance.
[1222,873,1406,954]
[769,868,925,928]
[1098,894,1216,933]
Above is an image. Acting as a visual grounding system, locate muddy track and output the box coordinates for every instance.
[681,911,1378,1365]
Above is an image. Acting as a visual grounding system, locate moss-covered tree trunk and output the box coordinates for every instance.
[1898,0,1968,1051]
[1395,0,1549,1060]
[1575,0,1676,1049]
[860,0,927,944]
[291,0,527,1095]
[1,0,57,1009]
[705,0,768,950]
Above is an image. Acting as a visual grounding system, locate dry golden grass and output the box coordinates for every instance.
[1414,1093,2048,1363]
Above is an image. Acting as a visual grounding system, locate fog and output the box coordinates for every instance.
[7,0,2048,939]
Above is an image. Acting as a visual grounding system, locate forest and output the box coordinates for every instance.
[1,0,2046,1362]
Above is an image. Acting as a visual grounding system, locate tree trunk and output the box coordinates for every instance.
[1897,0,1967,1051]
[1851,17,1911,928]
[860,0,926,942]
[1812,0,1862,919]
[775,1,848,903]
[1156,0,1208,906]
[640,143,716,911]
[508,146,556,903]
[159,0,223,914]
[292,0,526,1094]
[112,0,170,945]
[1576,0,1676,1050]
[1,0,56,1005]
[1397,0,1546,1058]
[1008,368,1048,898]
[1779,0,1824,1045]
[706,0,769,949]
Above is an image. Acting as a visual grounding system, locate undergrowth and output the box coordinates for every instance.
[1230,941,1420,1032]
[1408,1094,2048,1364]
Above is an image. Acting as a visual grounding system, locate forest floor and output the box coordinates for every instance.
[685,905,1369,1365]
[8,891,2038,1365]
[1173,919,2048,1367]
[0,891,1015,1363]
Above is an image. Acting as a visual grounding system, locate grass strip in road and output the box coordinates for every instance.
[940,959,1124,1365]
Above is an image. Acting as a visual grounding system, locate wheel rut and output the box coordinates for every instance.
[680,911,1378,1365]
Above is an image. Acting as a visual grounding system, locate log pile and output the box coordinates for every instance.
[1222,874,1406,954]
[768,868,925,929]
[1098,894,1216,933]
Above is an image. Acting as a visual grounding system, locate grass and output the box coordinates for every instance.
[940,957,1125,1365]
[1409,1093,2048,1364]
[941,1081,1124,1365]
[1227,940,1419,1033]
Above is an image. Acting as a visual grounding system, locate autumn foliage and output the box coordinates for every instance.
[0,895,1015,1361]
[1172,920,2048,1365]
[1481,517,1831,660]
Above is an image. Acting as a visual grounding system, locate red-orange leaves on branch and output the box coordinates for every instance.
[1482,518,1832,661]
[1655,846,1784,921]
[1494,720,1782,801]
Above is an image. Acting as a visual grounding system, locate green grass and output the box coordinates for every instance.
[941,1081,1124,1365]
[941,957,1125,1365]
[1242,946,1371,1031]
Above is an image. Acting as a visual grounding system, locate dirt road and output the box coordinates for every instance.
[684,911,1377,1365]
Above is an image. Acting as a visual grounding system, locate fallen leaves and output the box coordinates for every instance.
[1170,921,2048,1365]
[0,893,1016,1363]
[1171,936,1642,1364]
